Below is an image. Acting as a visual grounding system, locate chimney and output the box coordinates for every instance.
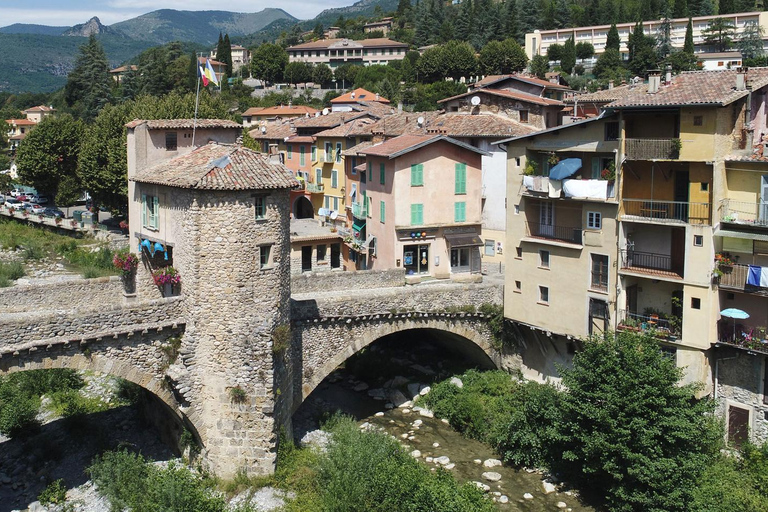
[375,93,380,101]
[665,64,672,85]
[608,80,614,90]
[736,67,748,91]
[397,101,403,114]
[647,71,661,94]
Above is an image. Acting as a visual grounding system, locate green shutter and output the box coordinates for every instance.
[141,194,147,227]
[300,146,305,165]
[455,163,466,194]
[411,203,423,225]
[380,200,385,223]
[379,163,386,185]
[455,201,466,222]
[411,163,423,186]
[151,196,159,229]
[591,157,600,179]
[287,145,292,159]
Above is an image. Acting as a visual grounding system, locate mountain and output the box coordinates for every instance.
[309,0,400,28]
[62,17,117,38]
[0,24,69,36]
[110,8,296,45]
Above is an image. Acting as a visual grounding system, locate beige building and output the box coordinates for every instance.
[286,38,410,69]
[242,105,320,127]
[5,105,55,153]
[525,11,768,59]
[503,69,768,437]
[364,17,394,36]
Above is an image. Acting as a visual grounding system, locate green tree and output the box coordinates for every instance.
[334,64,360,88]
[415,46,447,82]
[553,331,722,512]
[15,114,84,203]
[702,18,736,52]
[665,50,697,72]
[478,38,528,75]
[560,36,576,74]
[593,48,627,80]
[63,35,112,121]
[627,22,658,76]
[606,23,621,52]
[312,64,333,87]
[575,42,595,60]
[738,21,764,60]
[284,61,313,85]
[684,18,695,54]
[78,103,132,213]
[674,0,689,18]
[251,44,288,85]
[442,40,477,81]
[547,43,564,62]
[529,54,550,79]
[221,34,233,77]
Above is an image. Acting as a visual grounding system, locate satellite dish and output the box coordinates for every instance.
[470,95,481,106]
[305,113,309,117]
[260,126,266,133]
[322,108,329,115]
[330,211,338,220]
[350,92,355,99]
[417,116,425,126]
[315,112,320,117]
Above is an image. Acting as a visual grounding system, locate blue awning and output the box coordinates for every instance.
[352,218,366,232]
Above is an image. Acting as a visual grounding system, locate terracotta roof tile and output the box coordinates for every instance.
[367,111,439,136]
[23,105,55,112]
[342,140,375,156]
[248,121,295,140]
[361,134,488,158]
[6,119,36,125]
[425,113,539,138]
[439,88,563,106]
[125,119,241,130]
[474,74,571,91]
[242,105,319,117]
[131,143,298,191]
[331,88,390,104]
[288,38,409,50]
[291,111,370,129]
[313,117,378,138]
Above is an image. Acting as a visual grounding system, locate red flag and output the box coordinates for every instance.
[199,65,209,86]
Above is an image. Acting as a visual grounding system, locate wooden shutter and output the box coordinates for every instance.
[141,194,147,227]
[151,196,159,229]
[455,163,466,194]
[380,163,386,185]
[411,204,423,225]
[380,200,386,223]
[455,201,466,222]
[411,164,423,186]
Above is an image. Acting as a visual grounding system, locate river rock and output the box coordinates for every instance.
[557,502,568,509]
[410,450,422,458]
[482,472,502,482]
[375,412,384,417]
[407,383,422,398]
[412,419,423,427]
[432,442,440,448]
[412,364,435,375]
[523,493,534,500]
[384,403,394,409]
[498,495,509,504]
[352,382,369,392]
[483,458,502,468]
[449,377,464,388]
[28,502,45,512]
[474,481,491,492]
[441,418,450,425]
[389,375,409,388]
[387,390,409,407]
[444,463,455,470]
[419,385,431,396]
[419,408,434,418]
[399,400,413,408]
[300,429,331,450]
[368,388,387,399]
[435,456,451,465]
[402,408,411,414]
[473,459,482,464]
[542,479,557,494]
[426,457,434,463]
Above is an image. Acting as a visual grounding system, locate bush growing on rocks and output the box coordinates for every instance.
[0,385,39,437]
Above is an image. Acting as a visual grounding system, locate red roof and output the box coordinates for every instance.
[6,119,36,125]
[331,88,390,104]
[242,105,319,117]
[439,88,564,107]
[361,134,488,158]
[125,119,241,130]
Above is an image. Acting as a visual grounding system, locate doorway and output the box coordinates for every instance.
[673,170,690,221]
[404,244,430,275]
[728,404,750,447]
[301,246,312,272]
[294,196,314,219]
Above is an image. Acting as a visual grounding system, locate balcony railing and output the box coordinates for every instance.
[717,263,768,295]
[306,183,324,193]
[624,138,680,160]
[621,250,673,272]
[323,152,334,163]
[525,221,583,244]
[719,199,768,228]
[618,310,681,339]
[351,202,368,220]
[622,199,711,225]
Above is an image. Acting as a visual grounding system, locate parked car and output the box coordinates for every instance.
[10,189,24,197]
[4,198,21,208]
[36,195,49,204]
[43,207,64,218]
[30,204,45,214]
[15,194,28,202]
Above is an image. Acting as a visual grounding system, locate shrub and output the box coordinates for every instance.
[229,386,248,404]
[23,241,45,260]
[272,324,291,355]
[0,387,39,437]
[0,260,25,286]
[38,479,67,505]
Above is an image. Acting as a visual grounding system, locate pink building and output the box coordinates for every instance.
[360,134,487,281]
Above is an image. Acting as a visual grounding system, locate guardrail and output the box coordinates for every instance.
[525,221,583,244]
[719,199,768,227]
[622,198,711,225]
[625,138,679,160]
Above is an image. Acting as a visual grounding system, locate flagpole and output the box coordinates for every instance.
[192,52,201,147]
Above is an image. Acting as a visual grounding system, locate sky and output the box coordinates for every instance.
[0,0,352,27]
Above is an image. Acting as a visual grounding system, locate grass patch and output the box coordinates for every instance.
[0,260,25,287]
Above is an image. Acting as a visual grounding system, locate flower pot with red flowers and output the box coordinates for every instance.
[113,251,139,293]
[152,266,181,297]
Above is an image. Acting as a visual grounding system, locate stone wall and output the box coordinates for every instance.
[0,276,124,313]
[291,268,405,294]
[716,349,768,443]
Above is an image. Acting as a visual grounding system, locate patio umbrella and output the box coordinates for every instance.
[548,158,582,180]
[721,308,750,341]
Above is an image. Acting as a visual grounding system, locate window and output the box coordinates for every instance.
[259,245,272,269]
[317,244,327,261]
[254,196,266,220]
[380,200,386,223]
[311,145,317,162]
[411,163,424,186]
[514,280,521,292]
[379,163,386,185]
[454,201,466,222]
[287,144,292,159]
[539,250,550,268]
[591,254,609,292]
[694,235,703,247]
[411,203,423,225]
[300,146,305,166]
[315,168,323,186]
[331,169,338,189]
[701,182,709,192]
[165,132,177,151]
[350,156,357,174]
[519,110,529,123]
[485,239,495,256]
[141,194,159,230]
[336,142,342,163]
[325,142,332,161]
[455,163,467,194]
[539,286,549,304]
[691,297,701,309]
[604,121,619,141]
[587,211,602,229]
[516,247,523,258]
[694,115,703,126]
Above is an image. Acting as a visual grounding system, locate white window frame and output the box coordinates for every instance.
[587,211,602,229]
[259,244,273,269]
[539,249,550,269]
[539,285,549,304]
[254,196,267,220]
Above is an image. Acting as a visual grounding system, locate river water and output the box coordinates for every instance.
[293,334,594,512]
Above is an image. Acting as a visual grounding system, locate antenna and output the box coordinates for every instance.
[470,95,481,106]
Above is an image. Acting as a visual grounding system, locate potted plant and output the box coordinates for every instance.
[54,216,62,226]
[113,251,139,293]
[152,266,181,297]
[119,220,129,234]
[601,162,616,181]
[523,159,539,176]
[547,152,560,166]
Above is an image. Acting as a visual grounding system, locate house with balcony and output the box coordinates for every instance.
[5,105,55,154]
[286,38,409,69]
[359,134,487,281]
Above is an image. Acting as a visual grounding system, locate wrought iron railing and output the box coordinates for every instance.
[719,199,768,227]
[624,138,680,160]
[351,202,368,220]
[621,250,673,272]
[622,198,711,225]
[525,221,583,244]
[618,310,681,338]
[306,183,324,193]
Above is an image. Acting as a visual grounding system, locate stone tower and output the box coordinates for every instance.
[126,120,298,477]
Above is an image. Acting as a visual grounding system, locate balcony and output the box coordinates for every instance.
[624,138,680,160]
[717,263,768,296]
[523,175,615,201]
[618,310,681,341]
[524,221,583,245]
[620,250,683,279]
[622,199,711,225]
[719,199,768,228]
[351,202,368,220]
[323,152,335,163]
[306,183,324,193]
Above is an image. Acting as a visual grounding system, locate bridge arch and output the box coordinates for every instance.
[296,313,500,406]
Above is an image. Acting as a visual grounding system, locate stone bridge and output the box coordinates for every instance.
[0,270,503,478]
